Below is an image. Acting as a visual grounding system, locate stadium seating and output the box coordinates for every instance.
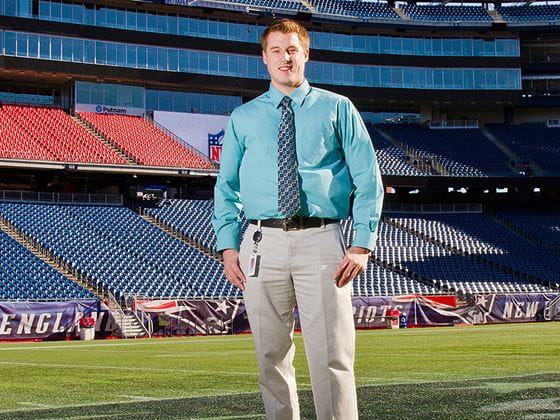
[485,123,560,176]
[0,202,237,300]
[380,124,516,176]
[496,210,560,250]
[0,105,127,164]
[143,199,232,252]
[388,212,559,291]
[369,127,429,176]
[402,5,492,22]
[497,5,560,23]
[311,0,400,19]
[78,112,215,169]
[0,229,94,300]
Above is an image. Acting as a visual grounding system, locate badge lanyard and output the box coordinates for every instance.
[248,221,262,277]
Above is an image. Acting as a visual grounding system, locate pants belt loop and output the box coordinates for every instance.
[257,220,262,229]
[321,218,326,229]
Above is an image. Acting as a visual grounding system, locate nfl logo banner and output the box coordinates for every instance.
[208,129,225,162]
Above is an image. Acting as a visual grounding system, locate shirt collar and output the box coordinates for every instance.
[268,79,311,108]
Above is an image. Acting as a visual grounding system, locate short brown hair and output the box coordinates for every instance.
[260,19,310,51]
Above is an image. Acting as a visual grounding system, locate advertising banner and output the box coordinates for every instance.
[74,103,145,117]
[135,294,560,335]
[135,299,247,335]
[0,300,116,340]
[153,111,229,159]
[471,293,560,324]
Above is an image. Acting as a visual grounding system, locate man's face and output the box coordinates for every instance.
[262,31,309,94]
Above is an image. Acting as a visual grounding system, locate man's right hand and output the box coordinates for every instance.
[222,249,246,291]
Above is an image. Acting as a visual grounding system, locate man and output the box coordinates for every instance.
[212,19,383,420]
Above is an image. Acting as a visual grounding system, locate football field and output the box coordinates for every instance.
[0,322,558,419]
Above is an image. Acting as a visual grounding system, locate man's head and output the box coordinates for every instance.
[261,19,310,95]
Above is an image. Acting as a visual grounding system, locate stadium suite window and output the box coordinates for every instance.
[16,32,26,56]
[73,4,83,24]
[62,37,72,61]
[28,34,38,57]
[84,39,94,63]
[61,2,71,22]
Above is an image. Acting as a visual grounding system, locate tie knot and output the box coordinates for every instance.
[280,96,292,109]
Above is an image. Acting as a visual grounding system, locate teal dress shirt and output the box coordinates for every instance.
[212,79,384,252]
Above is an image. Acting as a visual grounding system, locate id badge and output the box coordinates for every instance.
[248,253,261,277]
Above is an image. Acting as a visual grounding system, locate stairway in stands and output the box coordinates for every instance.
[139,211,222,262]
[0,214,147,338]
[72,114,139,165]
[373,126,449,175]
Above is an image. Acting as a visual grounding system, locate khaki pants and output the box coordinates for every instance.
[240,223,358,420]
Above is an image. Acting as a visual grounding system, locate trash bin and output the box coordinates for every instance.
[79,316,95,341]
[399,312,408,329]
[386,309,400,329]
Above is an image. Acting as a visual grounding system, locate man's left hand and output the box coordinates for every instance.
[333,246,370,288]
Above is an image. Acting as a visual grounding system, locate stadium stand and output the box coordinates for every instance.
[388,212,559,291]
[0,229,94,300]
[143,199,228,252]
[495,210,560,252]
[379,124,516,176]
[0,202,238,300]
[143,199,555,296]
[497,5,560,23]
[402,5,492,22]
[485,123,560,176]
[0,105,127,164]
[368,127,429,176]
[311,0,400,19]
[78,112,215,169]
[376,217,535,295]
[195,0,307,12]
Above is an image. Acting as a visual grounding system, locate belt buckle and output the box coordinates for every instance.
[282,217,299,231]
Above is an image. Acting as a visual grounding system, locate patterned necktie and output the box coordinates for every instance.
[277,96,300,218]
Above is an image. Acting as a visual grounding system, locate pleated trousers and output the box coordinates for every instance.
[240,223,358,420]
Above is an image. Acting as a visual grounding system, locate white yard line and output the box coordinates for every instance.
[0,336,255,351]
[0,360,258,377]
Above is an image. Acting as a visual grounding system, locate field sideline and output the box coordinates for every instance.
[0,322,558,419]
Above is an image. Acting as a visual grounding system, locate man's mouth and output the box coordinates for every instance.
[279,65,292,72]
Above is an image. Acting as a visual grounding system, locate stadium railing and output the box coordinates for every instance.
[0,190,123,206]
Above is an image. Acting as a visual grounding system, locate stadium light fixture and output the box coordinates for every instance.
[458,187,467,194]
[533,187,541,193]
[408,189,419,194]
[496,187,508,193]
[448,187,455,192]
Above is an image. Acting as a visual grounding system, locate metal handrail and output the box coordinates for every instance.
[0,190,123,206]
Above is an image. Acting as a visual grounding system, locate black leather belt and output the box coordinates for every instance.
[250,217,340,231]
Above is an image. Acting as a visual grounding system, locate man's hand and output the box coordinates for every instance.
[333,246,370,288]
[222,249,246,291]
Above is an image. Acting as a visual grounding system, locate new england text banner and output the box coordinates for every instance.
[0,300,115,340]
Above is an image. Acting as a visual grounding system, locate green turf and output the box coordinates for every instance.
[0,323,558,419]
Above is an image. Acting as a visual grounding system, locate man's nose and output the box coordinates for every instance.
[283,51,291,61]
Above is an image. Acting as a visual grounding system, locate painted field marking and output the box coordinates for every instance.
[0,336,255,352]
[0,390,267,416]
[193,415,265,419]
[0,360,258,377]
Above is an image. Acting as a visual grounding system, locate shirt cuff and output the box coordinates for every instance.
[216,233,241,253]
[351,227,377,252]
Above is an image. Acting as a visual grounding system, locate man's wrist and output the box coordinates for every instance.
[348,246,371,255]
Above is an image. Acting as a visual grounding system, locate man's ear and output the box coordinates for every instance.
[304,48,309,63]
[262,50,268,65]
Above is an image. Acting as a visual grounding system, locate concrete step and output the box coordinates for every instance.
[71,114,139,165]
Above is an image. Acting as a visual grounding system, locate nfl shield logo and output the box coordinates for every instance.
[208,129,225,162]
